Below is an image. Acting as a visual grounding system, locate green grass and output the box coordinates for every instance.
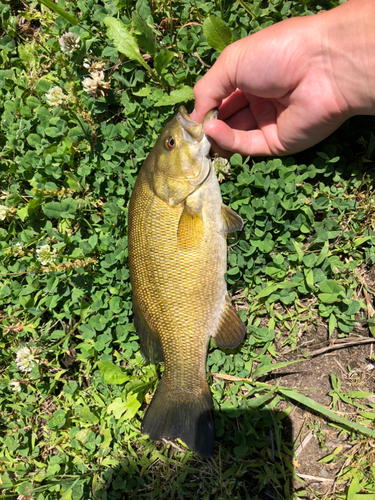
[1,0,375,498]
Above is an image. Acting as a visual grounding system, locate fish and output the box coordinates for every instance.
[128,106,245,457]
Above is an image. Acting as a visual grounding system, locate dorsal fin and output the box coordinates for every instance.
[177,204,204,251]
[132,294,163,363]
[212,295,246,349]
[221,204,243,233]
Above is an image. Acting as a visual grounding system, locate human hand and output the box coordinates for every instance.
[192,0,375,156]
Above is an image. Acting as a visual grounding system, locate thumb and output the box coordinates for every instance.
[193,42,244,123]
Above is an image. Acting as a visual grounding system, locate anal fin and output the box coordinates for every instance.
[221,204,243,233]
[213,295,246,349]
[177,204,204,251]
[132,295,163,363]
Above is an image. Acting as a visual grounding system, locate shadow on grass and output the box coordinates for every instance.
[92,406,295,500]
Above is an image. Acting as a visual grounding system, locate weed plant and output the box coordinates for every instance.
[1,0,375,499]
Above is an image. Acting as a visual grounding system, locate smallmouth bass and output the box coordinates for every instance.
[128,106,245,457]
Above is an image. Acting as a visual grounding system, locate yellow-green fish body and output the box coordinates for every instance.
[128,107,245,457]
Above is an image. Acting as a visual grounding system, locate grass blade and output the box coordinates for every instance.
[252,359,303,379]
[279,388,375,438]
[38,0,78,25]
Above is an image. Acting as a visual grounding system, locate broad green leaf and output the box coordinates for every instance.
[107,398,128,419]
[43,198,77,219]
[344,299,361,316]
[303,253,317,268]
[315,241,330,266]
[45,126,63,138]
[18,44,35,63]
[278,282,300,289]
[68,126,85,143]
[120,392,142,420]
[65,172,81,191]
[155,86,194,107]
[100,428,112,449]
[154,50,174,76]
[318,292,341,304]
[98,360,129,385]
[26,96,40,108]
[104,17,151,72]
[319,280,345,294]
[106,393,141,421]
[203,16,233,52]
[38,0,78,25]
[48,409,66,429]
[132,86,152,97]
[305,269,314,289]
[63,381,78,395]
[26,133,41,148]
[259,238,274,253]
[17,205,28,222]
[0,285,11,298]
[77,406,99,425]
[230,153,242,167]
[233,444,249,456]
[75,428,91,444]
[132,11,156,55]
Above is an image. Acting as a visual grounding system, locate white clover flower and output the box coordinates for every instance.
[45,86,68,107]
[83,58,106,72]
[9,379,21,392]
[36,245,57,265]
[11,243,22,256]
[213,157,231,175]
[16,346,39,373]
[82,71,111,97]
[213,157,231,182]
[0,205,9,221]
[59,32,80,53]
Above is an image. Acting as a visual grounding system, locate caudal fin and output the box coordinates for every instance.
[141,378,214,458]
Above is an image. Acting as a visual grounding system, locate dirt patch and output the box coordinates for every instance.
[269,317,375,497]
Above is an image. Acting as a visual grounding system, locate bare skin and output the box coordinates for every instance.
[192,0,375,156]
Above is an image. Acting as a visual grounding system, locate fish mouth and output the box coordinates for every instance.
[177,106,218,185]
[177,106,218,144]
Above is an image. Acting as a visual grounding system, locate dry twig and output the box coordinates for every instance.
[303,338,375,357]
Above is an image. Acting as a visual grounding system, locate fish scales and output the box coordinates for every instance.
[128,106,246,457]
[129,170,226,391]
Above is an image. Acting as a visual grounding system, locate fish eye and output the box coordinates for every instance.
[165,136,175,150]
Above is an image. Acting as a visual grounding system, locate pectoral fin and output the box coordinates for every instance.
[177,204,204,251]
[221,204,243,233]
[132,295,163,363]
[213,295,246,349]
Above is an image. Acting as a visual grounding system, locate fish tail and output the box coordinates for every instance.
[141,378,214,457]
